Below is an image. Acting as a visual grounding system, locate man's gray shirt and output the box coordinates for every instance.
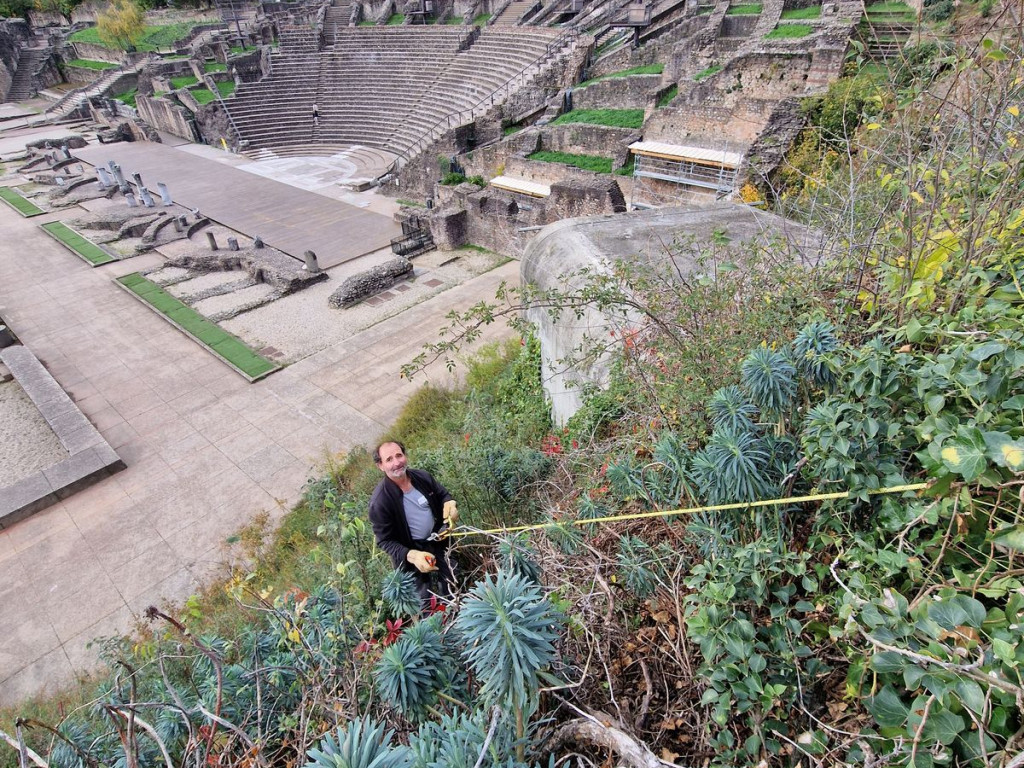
[403,487,434,540]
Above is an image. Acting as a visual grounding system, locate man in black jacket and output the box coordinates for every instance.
[368,440,459,607]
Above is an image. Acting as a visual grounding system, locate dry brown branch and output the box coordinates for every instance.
[0,728,47,768]
[548,716,665,768]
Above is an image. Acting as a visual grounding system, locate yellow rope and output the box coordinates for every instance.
[447,482,931,538]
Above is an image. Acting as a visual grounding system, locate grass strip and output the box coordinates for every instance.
[40,222,115,266]
[116,272,280,381]
[577,63,663,89]
[0,187,45,217]
[657,84,678,107]
[70,22,196,52]
[726,3,762,13]
[65,58,118,70]
[192,81,236,104]
[551,108,645,128]
[694,63,723,80]
[766,22,814,37]
[171,75,199,89]
[780,4,822,18]
[528,150,613,173]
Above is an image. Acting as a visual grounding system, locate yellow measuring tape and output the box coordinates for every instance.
[447,482,931,538]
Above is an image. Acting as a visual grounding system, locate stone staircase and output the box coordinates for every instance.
[323,0,353,43]
[45,66,132,119]
[493,0,539,24]
[4,46,50,102]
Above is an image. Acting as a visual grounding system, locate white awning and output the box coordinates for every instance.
[489,175,551,198]
[628,141,744,169]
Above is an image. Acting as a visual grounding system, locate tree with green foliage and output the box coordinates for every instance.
[0,0,33,19]
[96,0,144,52]
[33,0,81,24]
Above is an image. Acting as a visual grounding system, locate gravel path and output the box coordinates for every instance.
[0,379,69,487]
[220,247,508,362]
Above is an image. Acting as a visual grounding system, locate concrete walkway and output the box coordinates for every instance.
[0,142,515,705]
[73,142,403,269]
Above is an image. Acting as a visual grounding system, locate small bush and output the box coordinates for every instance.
[467,175,485,187]
[441,172,467,185]
[922,0,952,20]
[657,84,678,107]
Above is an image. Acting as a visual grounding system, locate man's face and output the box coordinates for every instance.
[377,442,407,481]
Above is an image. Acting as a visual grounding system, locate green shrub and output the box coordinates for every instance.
[441,171,467,185]
[467,175,485,187]
[550,108,645,129]
[922,0,952,20]
[527,150,613,173]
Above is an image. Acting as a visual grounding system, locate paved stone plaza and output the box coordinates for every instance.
[0,128,516,705]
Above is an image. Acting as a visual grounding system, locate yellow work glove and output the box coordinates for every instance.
[407,549,438,573]
[443,500,459,525]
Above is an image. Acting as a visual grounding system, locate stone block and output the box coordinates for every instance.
[328,258,414,309]
[0,473,55,528]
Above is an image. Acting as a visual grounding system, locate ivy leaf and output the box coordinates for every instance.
[955,679,986,715]
[870,651,906,673]
[952,595,986,628]
[968,341,1006,362]
[939,430,988,481]
[982,432,1024,471]
[866,685,909,727]
[992,638,1016,663]
[923,710,965,746]
[992,525,1024,553]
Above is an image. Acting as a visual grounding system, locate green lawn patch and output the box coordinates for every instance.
[115,273,280,381]
[615,155,636,176]
[528,150,613,173]
[386,13,405,24]
[191,80,236,104]
[503,124,523,136]
[445,15,464,23]
[228,45,249,54]
[40,221,115,266]
[577,63,663,88]
[766,22,814,37]
[0,186,44,217]
[357,20,376,25]
[204,61,227,72]
[781,4,822,18]
[694,63,723,80]
[472,12,491,24]
[551,108,645,129]
[70,22,196,52]
[65,58,118,70]
[726,3,762,14]
[171,75,199,89]
[114,88,138,107]
[657,84,678,107]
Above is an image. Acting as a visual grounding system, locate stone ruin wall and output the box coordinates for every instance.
[643,94,777,147]
[570,73,662,110]
[136,94,200,142]
[0,20,29,100]
[428,176,626,256]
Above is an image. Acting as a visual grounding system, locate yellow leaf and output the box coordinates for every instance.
[1001,444,1024,470]
[288,628,301,644]
[911,191,925,204]
[866,123,881,130]
[1009,105,1020,117]
[941,446,961,464]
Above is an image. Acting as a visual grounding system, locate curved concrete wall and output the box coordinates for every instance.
[522,204,823,424]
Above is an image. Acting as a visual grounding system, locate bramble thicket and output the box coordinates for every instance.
[3,13,1024,768]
